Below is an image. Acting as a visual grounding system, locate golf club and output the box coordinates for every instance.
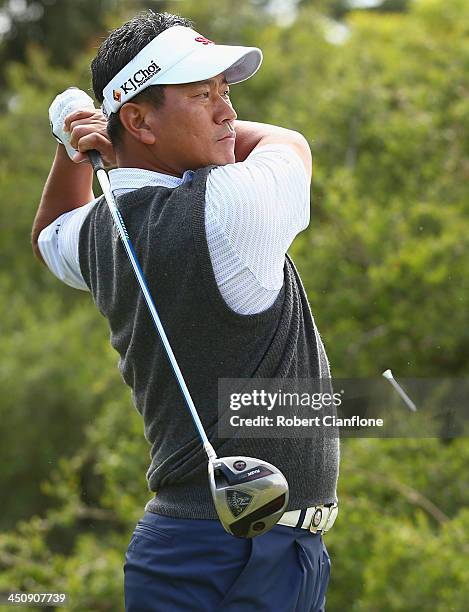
[87,149,289,538]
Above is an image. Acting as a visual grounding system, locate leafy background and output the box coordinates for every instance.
[0,0,468,610]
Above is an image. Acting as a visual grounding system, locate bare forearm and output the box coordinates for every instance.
[234,120,301,162]
[31,144,94,263]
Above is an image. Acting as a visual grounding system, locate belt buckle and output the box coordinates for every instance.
[309,505,325,534]
[309,503,338,534]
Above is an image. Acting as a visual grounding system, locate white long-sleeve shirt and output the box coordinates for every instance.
[38,144,310,315]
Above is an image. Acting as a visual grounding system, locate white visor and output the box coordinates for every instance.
[102,26,263,116]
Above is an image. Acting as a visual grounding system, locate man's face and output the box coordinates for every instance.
[147,73,237,174]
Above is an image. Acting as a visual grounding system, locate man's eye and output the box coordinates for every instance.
[198,90,230,98]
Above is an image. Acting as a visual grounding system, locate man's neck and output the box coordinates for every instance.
[115,149,183,178]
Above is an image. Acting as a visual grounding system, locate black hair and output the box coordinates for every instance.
[91,10,193,146]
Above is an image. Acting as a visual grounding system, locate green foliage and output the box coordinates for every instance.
[0,0,468,610]
[0,0,120,89]
[326,439,469,610]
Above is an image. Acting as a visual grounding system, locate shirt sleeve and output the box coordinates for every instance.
[205,143,311,291]
[37,199,99,291]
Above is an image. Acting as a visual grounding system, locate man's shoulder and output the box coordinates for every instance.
[207,144,308,187]
[205,144,309,211]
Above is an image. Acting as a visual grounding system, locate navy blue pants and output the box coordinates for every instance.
[124,511,331,611]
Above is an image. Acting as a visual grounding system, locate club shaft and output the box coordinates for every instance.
[89,151,217,461]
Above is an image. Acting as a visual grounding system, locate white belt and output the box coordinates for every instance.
[278,503,338,534]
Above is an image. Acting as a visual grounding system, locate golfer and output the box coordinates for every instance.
[32,10,339,612]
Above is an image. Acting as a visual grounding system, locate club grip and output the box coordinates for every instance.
[88,149,104,172]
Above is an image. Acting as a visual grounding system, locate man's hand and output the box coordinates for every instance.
[33,88,113,264]
[49,88,116,167]
[64,108,116,166]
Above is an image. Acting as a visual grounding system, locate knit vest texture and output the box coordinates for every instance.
[78,165,339,519]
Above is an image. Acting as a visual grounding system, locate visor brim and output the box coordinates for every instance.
[153,45,262,85]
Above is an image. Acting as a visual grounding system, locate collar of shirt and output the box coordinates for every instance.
[108,167,195,197]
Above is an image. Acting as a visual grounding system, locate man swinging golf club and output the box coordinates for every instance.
[31,10,339,612]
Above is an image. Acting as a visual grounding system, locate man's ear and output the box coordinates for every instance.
[119,102,156,145]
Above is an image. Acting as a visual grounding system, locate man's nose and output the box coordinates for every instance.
[216,96,237,124]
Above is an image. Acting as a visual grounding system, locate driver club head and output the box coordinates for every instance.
[208,456,289,538]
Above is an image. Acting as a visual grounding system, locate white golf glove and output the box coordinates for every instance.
[49,87,95,160]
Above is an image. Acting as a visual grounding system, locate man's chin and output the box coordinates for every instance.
[211,153,236,167]
[187,154,235,171]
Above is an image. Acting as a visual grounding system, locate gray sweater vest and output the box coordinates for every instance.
[78,165,339,518]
